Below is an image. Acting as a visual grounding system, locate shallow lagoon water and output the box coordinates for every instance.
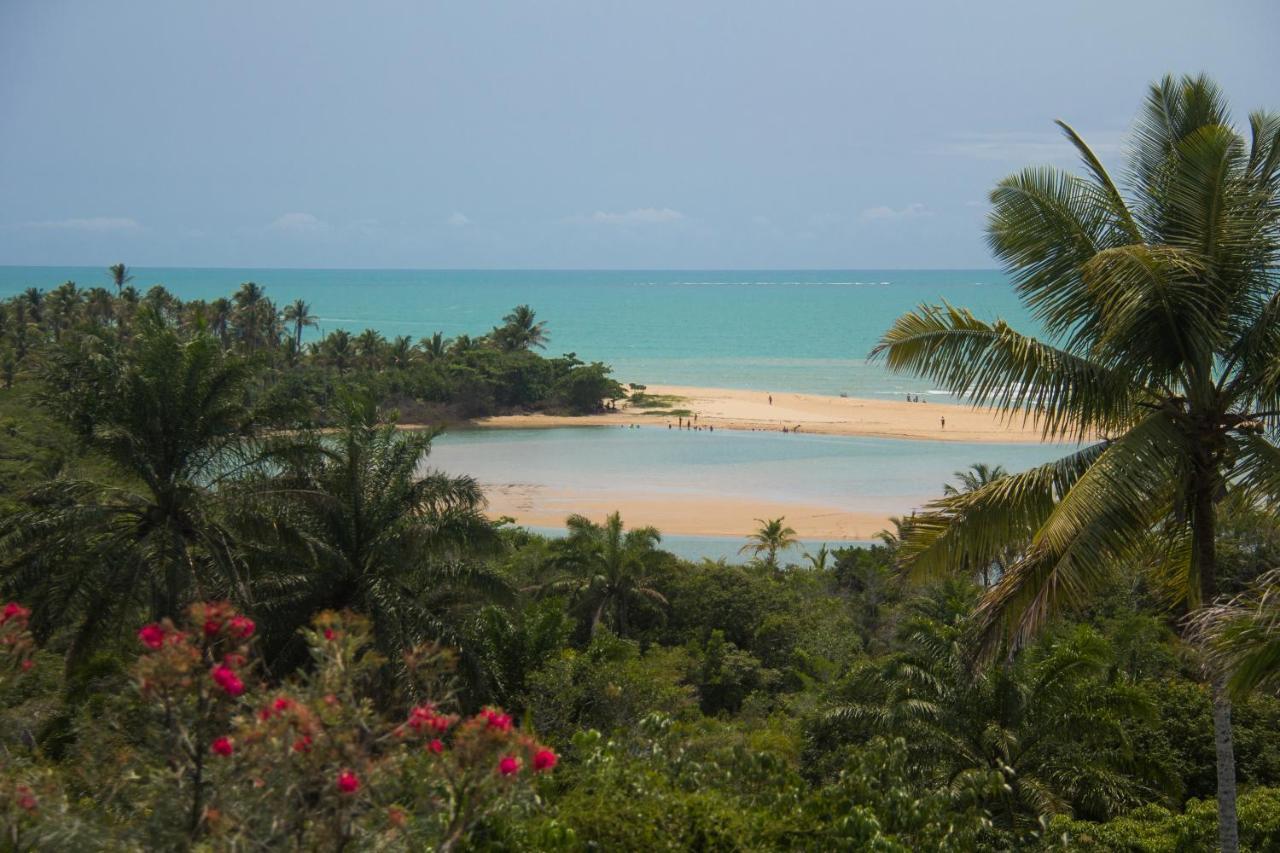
[429,426,1072,558]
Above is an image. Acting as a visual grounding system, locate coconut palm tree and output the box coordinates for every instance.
[108,263,133,295]
[317,329,354,373]
[803,543,832,571]
[494,304,548,351]
[254,396,501,669]
[419,331,449,361]
[871,75,1280,851]
[388,335,415,369]
[281,298,316,347]
[942,464,1014,587]
[740,517,798,570]
[550,512,667,637]
[0,314,289,658]
[1191,567,1280,700]
[354,329,386,367]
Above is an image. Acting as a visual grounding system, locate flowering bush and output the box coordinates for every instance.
[0,601,35,689]
[3,603,558,849]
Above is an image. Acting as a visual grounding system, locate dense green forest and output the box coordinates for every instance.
[2,75,1279,851]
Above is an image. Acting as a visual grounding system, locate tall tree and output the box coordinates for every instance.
[255,396,501,669]
[108,263,133,295]
[550,512,667,637]
[494,304,549,351]
[872,75,1280,852]
[0,314,292,657]
[281,298,316,348]
[740,517,798,571]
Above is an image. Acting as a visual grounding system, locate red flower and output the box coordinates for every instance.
[336,770,360,793]
[138,623,166,650]
[292,735,313,753]
[498,755,520,776]
[228,615,255,639]
[532,748,558,772]
[323,627,336,641]
[203,618,222,638]
[273,697,292,713]
[210,664,245,697]
[15,786,36,813]
[2,602,31,624]
[427,738,444,754]
[210,736,234,757]
[20,659,34,672]
[483,708,513,732]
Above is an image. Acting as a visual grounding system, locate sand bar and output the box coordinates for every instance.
[473,384,1053,444]
[483,484,902,541]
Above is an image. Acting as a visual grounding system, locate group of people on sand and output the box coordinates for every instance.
[671,415,714,432]
[905,394,928,403]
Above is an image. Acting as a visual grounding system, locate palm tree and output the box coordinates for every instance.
[256,396,501,668]
[494,304,548,351]
[942,464,1013,587]
[871,75,1279,851]
[825,595,1163,830]
[0,315,287,657]
[108,263,133,295]
[803,543,832,571]
[1191,567,1280,700]
[550,512,667,637]
[419,331,449,361]
[354,329,386,366]
[318,329,354,373]
[740,517,798,570]
[208,298,232,346]
[281,298,316,347]
[388,335,415,369]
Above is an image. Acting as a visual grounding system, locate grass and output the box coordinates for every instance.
[627,393,687,410]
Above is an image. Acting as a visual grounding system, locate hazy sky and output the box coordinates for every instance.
[1,1,1276,269]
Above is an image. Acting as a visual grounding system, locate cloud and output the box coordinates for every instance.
[447,212,471,227]
[267,212,328,233]
[931,130,1125,163]
[859,203,931,222]
[589,207,685,225]
[20,216,142,232]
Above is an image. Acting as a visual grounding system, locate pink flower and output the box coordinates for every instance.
[427,738,444,754]
[273,697,292,713]
[228,615,255,639]
[2,602,31,624]
[138,623,166,649]
[498,755,520,776]
[336,770,360,793]
[483,708,513,732]
[210,664,245,697]
[20,659,34,672]
[532,748,558,772]
[210,736,234,757]
[203,618,222,638]
[323,628,336,641]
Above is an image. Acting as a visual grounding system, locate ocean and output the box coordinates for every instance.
[0,267,1036,398]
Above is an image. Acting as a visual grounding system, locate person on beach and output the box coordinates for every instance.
[940,416,946,430]
[768,394,772,405]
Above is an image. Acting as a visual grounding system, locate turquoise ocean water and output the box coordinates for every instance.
[0,267,1035,397]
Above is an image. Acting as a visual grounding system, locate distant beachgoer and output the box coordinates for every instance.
[940,416,946,430]
[668,423,672,429]
[768,394,773,405]
[709,425,713,432]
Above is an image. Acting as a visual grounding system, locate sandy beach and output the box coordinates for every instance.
[482,484,902,541]
[473,384,1051,444]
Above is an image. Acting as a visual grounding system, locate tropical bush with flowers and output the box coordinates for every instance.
[1,601,557,850]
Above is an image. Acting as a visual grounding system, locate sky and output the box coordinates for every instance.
[1,0,1277,270]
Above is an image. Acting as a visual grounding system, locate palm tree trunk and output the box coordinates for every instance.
[1192,473,1238,853]
[1211,671,1239,853]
